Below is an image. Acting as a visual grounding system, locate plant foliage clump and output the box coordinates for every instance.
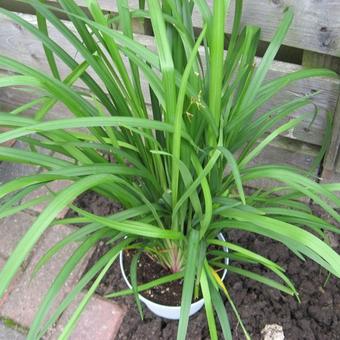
[0,0,339,339]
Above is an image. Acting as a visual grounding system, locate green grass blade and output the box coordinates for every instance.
[240,8,293,109]
[208,0,229,145]
[147,0,176,123]
[200,267,218,340]
[171,25,207,209]
[220,208,340,277]
[218,146,246,204]
[177,229,200,340]
[72,205,183,240]
[130,253,144,319]
[36,0,61,80]
[210,284,232,340]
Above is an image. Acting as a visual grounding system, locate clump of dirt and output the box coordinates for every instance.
[74,193,340,339]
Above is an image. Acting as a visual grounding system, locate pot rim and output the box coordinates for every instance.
[119,232,229,309]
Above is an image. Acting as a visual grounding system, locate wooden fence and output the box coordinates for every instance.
[0,0,339,184]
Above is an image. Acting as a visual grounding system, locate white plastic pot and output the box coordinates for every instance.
[119,233,228,320]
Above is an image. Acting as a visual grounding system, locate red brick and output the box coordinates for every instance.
[0,225,89,328]
[0,256,5,270]
[50,293,126,340]
[22,180,72,217]
[0,257,6,307]
[0,256,23,310]
[0,212,36,259]
[0,142,40,184]
[0,320,26,340]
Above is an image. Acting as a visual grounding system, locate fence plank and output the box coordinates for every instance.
[246,136,319,190]
[81,0,340,57]
[1,0,340,56]
[0,13,339,148]
[302,51,340,181]
[0,72,72,121]
[302,51,340,74]
[322,96,340,178]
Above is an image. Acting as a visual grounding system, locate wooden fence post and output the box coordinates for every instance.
[303,51,340,180]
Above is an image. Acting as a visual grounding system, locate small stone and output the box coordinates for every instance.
[232,281,243,291]
[318,289,333,306]
[261,324,285,340]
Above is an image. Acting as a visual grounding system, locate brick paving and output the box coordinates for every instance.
[0,142,40,185]
[0,257,6,308]
[0,142,126,339]
[21,180,72,216]
[0,256,23,311]
[0,159,39,185]
[0,225,87,328]
[0,321,26,340]
[0,212,36,259]
[50,293,126,340]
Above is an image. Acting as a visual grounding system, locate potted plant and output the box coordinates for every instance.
[0,0,339,339]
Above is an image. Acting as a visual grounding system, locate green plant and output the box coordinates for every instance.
[0,0,339,339]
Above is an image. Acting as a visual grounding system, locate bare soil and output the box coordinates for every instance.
[122,249,185,306]
[72,192,340,339]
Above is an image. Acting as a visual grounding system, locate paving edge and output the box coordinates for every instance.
[49,292,127,340]
[0,317,28,335]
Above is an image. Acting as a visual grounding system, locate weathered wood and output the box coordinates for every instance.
[303,51,340,74]
[0,14,339,147]
[302,50,340,181]
[3,0,339,56]
[246,135,319,190]
[0,70,72,120]
[92,0,340,57]
[322,96,340,178]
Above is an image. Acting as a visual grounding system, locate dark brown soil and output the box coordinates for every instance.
[122,250,185,306]
[122,245,223,306]
[75,192,340,339]
[65,191,122,221]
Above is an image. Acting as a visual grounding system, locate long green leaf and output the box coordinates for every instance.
[177,229,200,340]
